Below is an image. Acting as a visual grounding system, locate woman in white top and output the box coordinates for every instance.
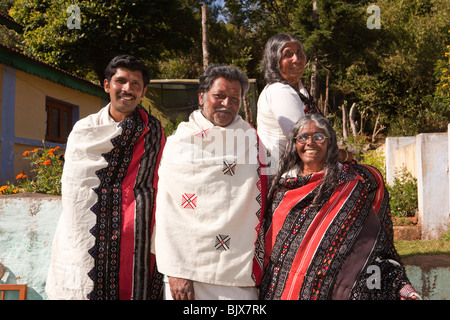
[257,33,350,174]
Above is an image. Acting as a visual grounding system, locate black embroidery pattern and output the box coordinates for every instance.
[222,160,236,176]
[131,112,164,300]
[215,234,231,251]
[87,109,145,300]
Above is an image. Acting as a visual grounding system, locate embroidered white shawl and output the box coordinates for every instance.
[46,104,164,300]
[46,105,120,299]
[154,110,265,287]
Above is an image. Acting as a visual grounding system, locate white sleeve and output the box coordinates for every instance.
[265,84,306,137]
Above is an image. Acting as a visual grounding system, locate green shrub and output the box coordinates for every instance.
[360,149,417,218]
[359,147,386,178]
[386,166,418,218]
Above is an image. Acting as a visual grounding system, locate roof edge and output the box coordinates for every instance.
[0,44,107,99]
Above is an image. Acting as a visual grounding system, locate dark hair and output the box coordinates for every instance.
[198,64,249,98]
[263,33,305,85]
[268,113,339,208]
[104,54,150,86]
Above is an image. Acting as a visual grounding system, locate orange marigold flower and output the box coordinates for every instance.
[48,150,54,156]
[16,173,28,179]
[42,160,51,165]
[32,148,39,153]
[23,151,31,156]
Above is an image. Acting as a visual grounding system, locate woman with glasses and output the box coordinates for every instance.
[259,113,420,300]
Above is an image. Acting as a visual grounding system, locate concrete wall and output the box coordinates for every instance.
[0,193,60,300]
[0,194,449,300]
[385,128,449,240]
[416,132,449,240]
[385,136,416,185]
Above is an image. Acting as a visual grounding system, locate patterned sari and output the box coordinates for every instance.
[260,163,412,300]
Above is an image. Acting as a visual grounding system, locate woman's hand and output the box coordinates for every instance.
[399,284,422,300]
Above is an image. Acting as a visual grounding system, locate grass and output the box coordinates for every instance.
[395,230,450,258]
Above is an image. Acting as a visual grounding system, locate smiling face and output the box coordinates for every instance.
[104,67,147,122]
[199,77,242,127]
[296,120,329,175]
[279,41,306,87]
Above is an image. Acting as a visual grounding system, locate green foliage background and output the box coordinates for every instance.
[1,0,449,138]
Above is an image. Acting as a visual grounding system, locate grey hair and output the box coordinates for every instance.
[198,64,249,97]
[263,33,305,85]
[267,113,340,209]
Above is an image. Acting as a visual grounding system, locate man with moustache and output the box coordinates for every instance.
[45,55,165,300]
[153,64,268,300]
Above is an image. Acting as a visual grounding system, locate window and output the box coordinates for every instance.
[45,98,73,144]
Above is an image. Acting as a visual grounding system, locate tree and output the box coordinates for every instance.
[291,0,450,138]
[202,4,210,69]
[10,0,199,83]
[158,0,263,79]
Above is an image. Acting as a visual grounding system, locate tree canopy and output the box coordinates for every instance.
[9,0,199,82]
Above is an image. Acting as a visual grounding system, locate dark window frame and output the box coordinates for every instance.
[45,98,74,144]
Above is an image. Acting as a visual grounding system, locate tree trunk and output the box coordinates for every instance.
[349,102,358,136]
[310,57,319,102]
[359,111,365,135]
[324,71,329,117]
[372,113,386,142]
[342,104,348,141]
[243,98,251,125]
[202,5,209,69]
[312,1,319,28]
[310,1,319,102]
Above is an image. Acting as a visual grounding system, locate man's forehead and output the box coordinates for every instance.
[209,77,241,91]
[113,67,144,80]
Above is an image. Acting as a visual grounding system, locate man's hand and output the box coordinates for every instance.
[168,276,195,300]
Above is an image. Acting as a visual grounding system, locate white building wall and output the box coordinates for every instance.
[385,128,449,240]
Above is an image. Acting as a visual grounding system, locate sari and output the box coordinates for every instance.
[260,162,412,300]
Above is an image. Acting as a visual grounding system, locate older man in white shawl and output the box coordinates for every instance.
[154,65,268,300]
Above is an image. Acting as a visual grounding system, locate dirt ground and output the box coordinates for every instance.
[402,254,450,270]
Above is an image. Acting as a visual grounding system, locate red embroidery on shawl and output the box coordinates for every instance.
[182,193,197,209]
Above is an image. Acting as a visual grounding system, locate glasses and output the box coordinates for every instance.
[296,132,327,144]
